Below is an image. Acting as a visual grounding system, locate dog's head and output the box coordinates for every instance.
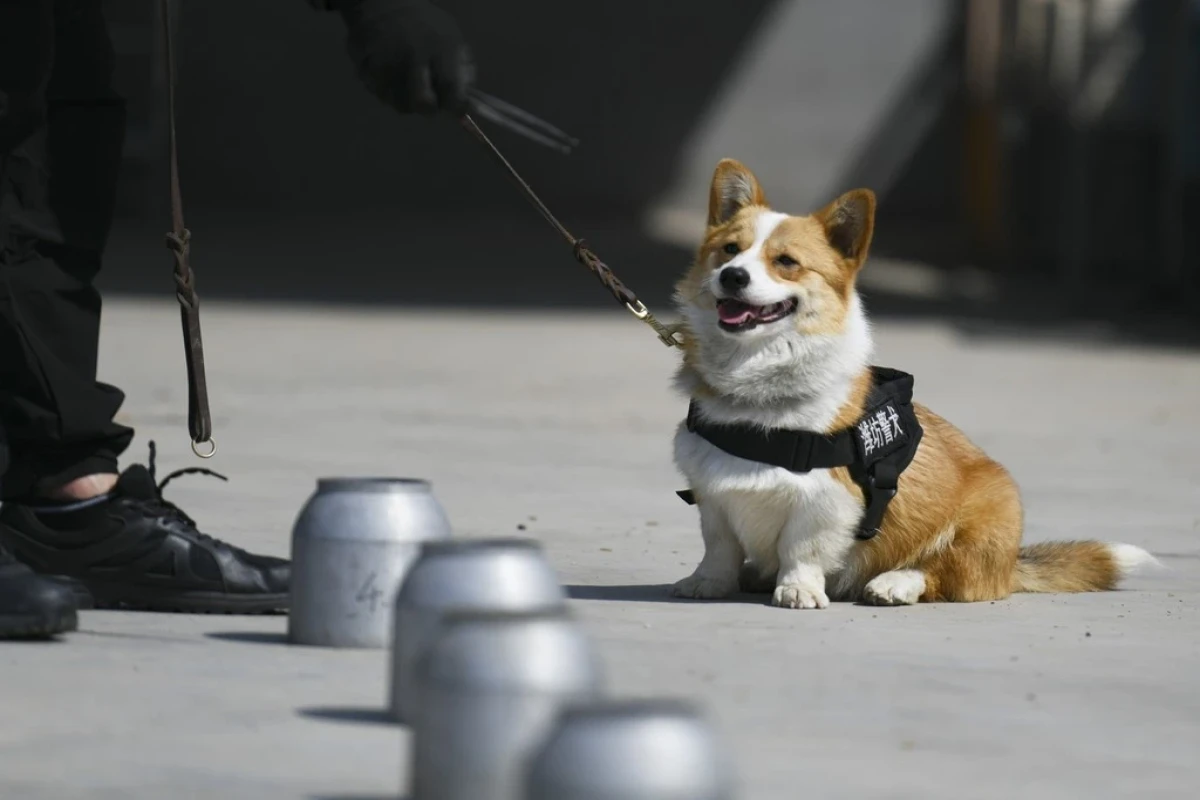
[675,159,876,344]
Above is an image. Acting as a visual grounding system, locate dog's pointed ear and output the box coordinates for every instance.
[815,189,876,266]
[708,159,766,227]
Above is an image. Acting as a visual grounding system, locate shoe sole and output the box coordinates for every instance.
[0,608,78,639]
[55,577,287,615]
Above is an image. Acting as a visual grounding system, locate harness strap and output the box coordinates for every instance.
[160,0,214,459]
[684,405,859,473]
[678,367,924,540]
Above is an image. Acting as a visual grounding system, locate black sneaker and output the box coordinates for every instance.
[0,543,79,638]
[0,443,290,614]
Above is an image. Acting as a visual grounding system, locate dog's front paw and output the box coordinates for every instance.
[671,573,737,600]
[862,570,925,606]
[772,582,829,609]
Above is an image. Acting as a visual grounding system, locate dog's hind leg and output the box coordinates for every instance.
[863,461,1023,605]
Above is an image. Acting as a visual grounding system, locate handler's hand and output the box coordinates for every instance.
[337,0,475,116]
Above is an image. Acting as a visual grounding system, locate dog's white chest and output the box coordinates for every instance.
[674,424,861,566]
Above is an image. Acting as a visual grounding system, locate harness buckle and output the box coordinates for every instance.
[856,470,897,541]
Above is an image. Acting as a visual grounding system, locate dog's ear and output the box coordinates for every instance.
[707,159,766,227]
[815,189,876,266]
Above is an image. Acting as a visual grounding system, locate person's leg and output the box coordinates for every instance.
[0,0,132,503]
[0,0,80,638]
[0,0,289,615]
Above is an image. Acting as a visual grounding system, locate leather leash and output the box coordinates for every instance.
[459,114,684,349]
[160,0,215,459]
[154,7,677,459]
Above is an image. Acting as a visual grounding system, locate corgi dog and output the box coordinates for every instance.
[669,158,1156,608]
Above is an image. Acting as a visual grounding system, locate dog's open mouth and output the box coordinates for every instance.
[716,298,798,331]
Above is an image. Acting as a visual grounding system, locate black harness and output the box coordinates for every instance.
[676,366,924,540]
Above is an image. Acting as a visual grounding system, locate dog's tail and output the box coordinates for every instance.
[1013,541,1160,593]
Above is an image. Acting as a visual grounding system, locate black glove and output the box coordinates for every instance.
[336,0,475,116]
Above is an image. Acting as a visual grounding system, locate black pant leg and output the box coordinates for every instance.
[0,0,133,501]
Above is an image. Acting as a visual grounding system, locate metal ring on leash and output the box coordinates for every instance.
[191,437,217,459]
[625,301,686,348]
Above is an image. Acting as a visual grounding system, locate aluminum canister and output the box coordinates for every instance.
[523,698,736,800]
[389,537,566,723]
[409,608,604,800]
[287,477,451,648]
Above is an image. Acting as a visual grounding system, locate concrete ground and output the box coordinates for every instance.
[1,297,1197,800]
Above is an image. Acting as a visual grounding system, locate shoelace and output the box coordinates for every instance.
[143,440,229,536]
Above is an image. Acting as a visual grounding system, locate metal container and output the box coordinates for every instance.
[523,699,736,800]
[389,538,566,723]
[409,608,604,800]
[287,477,452,648]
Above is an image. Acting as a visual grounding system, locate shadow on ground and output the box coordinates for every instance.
[205,630,288,646]
[565,583,774,606]
[297,706,397,727]
[566,583,687,603]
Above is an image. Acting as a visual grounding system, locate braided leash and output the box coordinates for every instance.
[160,0,215,459]
[460,114,684,349]
[156,8,679,458]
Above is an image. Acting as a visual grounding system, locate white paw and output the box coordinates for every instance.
[671,573,737,600]
[772,583,829,609]
[863,569,926,606]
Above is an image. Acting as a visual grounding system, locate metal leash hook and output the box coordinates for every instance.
[458,98,685,350]
[625,300,686,349]
[192,438,217,459]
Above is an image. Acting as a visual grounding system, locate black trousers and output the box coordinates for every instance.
[0,0,133,501]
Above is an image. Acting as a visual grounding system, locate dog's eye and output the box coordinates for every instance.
[776,254,798,268]
[722,242,739,255]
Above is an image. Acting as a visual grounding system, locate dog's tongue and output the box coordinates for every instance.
[718,300,756,325]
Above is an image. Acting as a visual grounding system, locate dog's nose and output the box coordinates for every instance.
[719,266,750,293]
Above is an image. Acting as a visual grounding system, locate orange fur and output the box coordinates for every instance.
[827,405,1026,602]
[828,403,1131,602]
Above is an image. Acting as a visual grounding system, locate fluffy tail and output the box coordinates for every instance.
[1014,541,1160,593]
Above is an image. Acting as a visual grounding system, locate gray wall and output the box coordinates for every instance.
[99,0,1195,320]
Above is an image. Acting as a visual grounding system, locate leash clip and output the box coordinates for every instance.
[191,438,217,459]
[625,301,685,348]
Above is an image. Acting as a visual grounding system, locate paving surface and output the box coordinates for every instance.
[1,297,1197,800]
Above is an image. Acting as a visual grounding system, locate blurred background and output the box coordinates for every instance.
[99,0,1198,342]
